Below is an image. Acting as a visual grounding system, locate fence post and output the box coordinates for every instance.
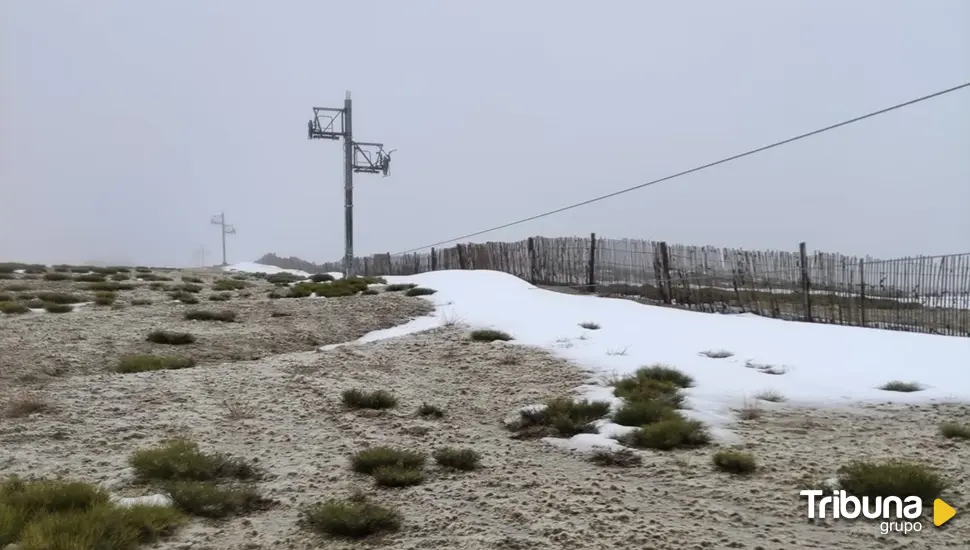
[430,248,437,271]
[527,237,537,284]
[858,258,866,327]
[799,242,812,322]
[586,232,597,293]
[457,244,468,270]
[659,241,673,304]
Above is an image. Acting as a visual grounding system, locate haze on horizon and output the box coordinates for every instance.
[2,0,968,268]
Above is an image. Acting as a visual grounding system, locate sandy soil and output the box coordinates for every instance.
[2,271,969,549]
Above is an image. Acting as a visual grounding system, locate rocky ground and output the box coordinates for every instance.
[1,268,968,549]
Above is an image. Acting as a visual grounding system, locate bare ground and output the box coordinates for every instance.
[2,272,969,549]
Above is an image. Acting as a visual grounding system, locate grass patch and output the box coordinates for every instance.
[878,380,923,392]
[3,284,30,292]
[712,450,757,474]
[469,329,513,342]
[266,273,305,285]
[940,422,970,440]
[612,399,679,427]
[73,273,106,283]
[417,403,444,418]
[169,291,199,304]
[624,416,711,451]
[0,302,30,315]
[432,448,481,471]
[128,438,258,482]
[184,309,237,322]
[351,447,426,476]
[384,283,417,292]
[341,389,397,410]
[86,282,134,292]
[300,492,401,540]
[208,292,232,302]
[181,276,204,284]
[42,272,71,281]
[578,321,601,330]
[212,279,248,291]
[114,355,196,374]
[42,303,73,314]
[110,273,131,281]
[836,459,947,502]
[138,273,172,282]
[310,273,335,283]
[372,466,425,488]
[404,287,436,297]
[36,292,83,304]
[173,283,203,294]
[93,291,117,306]
[589,447,642,467]
[513,397,610,438]
[164,481,267,519]
[146,330,196,345]
[0,477,185,549]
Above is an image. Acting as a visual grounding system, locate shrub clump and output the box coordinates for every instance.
[212,279,248,291]
[184,309,237,322]
[351,447,426,476]
[310,273,335,283]
[300,492,401,539]
[589,447,642,467]
[939,422,970,440]
[384,283,417,292]
[878,380,923,392]
[512,397,610,438]
[405,287,436,297]
[208,292,232,301]
[836,459,947,502]
[0,476,185,549]
[169,291,199,304]
[624,416,711,451]
[469,329,513,342]
[372,466,425,488]
[712,450,757,474]
[93,291,117,306]
[114,355,196,373]
[0,302,30,315]
[146,330,196,345]
[181,276,204,284]
[86,282,134,292]
[163,481,267,519]
[36,292,83,304]
[579,321,601,330]
[42,272,72,281]
[612,399,679,427]
[43,303,73,314]
[342,389,397,410]
[128,439,258,483]
[74,273,106,283]
[432,448,481,471]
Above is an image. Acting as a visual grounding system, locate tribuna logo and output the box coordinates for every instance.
[800,490,922,521]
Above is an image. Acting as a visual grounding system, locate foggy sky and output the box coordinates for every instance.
[2,0,968,267]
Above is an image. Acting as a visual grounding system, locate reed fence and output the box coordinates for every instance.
[306,235,970,337]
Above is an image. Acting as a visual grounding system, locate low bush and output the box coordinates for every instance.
[350,447,426,476]
[266,273,304,285]
[624,416,711,451]
[212,279,248,291]
[36,292,83,304]
[712,450,757,474]
[310,273,335,283]
[341,389,396,410]
[74,273,107,283]
[940,422,970,440]
[372,466,425,488]
[169,291,199,304]
[469,329,513,342]
[164,481,268,519]
[589,447,642,467]
[361,289,379,295]
[114,355,196,373]
[146,330,196,345]
[417,403,444,418]
[42,272,71,281]
[432,448,481,471]
[181,276,204,284]
[879,380,923,392]
[110,273,131,281]
[0,302,30,315]
[384,283,416,292]
[139,273,172,282]
[128,438,258,482]
[837,460,947,502]
[173,283,203,294]
[513,397,610,438]
[612,399,679,427]
[43,303,73,314]
[184,310,236,322]
[300,492,401,539]
[93,291,117,306]
[208,292,232,301]
[405,287,436,297]
[86,282,134,292]
[130,299,153,306]
[579,321,601,330]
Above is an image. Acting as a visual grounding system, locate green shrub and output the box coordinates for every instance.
[350,447,426,475]
[940,422,970,440]
[86,282,134,292]
[184,310,236,322]
[432,448,481,471]
[384,283,417,292]
[4,284,30,292]
[612,399,679,427]
[110,273,131,281]
[837,460,947,502]
[0,293,11,302]
[514,397,610,438]
[74,273,106,283]
[469,329,513,342]
[372,466,424,488]
[36,292,83,304]
[114,355,196,373]
[0,302,30,315]
[93,291,117,306]
[619,364,694,390]
[266,273,304,285]
[169,291,199,304]
[341,389,396,410]
[128,439,258,482]
[208,292,232,302]
[212,279,247,291]
[310,273,335,283]
[42,272,71,281]
[164,481,266,519]
[712,450,757,474]
[139,273,172,282]
[146,331,196,345]
[624,416,711,451]
[405,287,436,297]
[300,492,401,539]
[68,266,92,273]
[130,299,153,306]
[181,276,204,284]
[42,303,72,314]
[135,267,152,273]
[173,284,203,294]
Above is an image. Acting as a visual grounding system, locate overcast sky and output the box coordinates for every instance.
[2,1,968,267]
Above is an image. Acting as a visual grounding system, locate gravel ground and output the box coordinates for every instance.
[3,296,969,550]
